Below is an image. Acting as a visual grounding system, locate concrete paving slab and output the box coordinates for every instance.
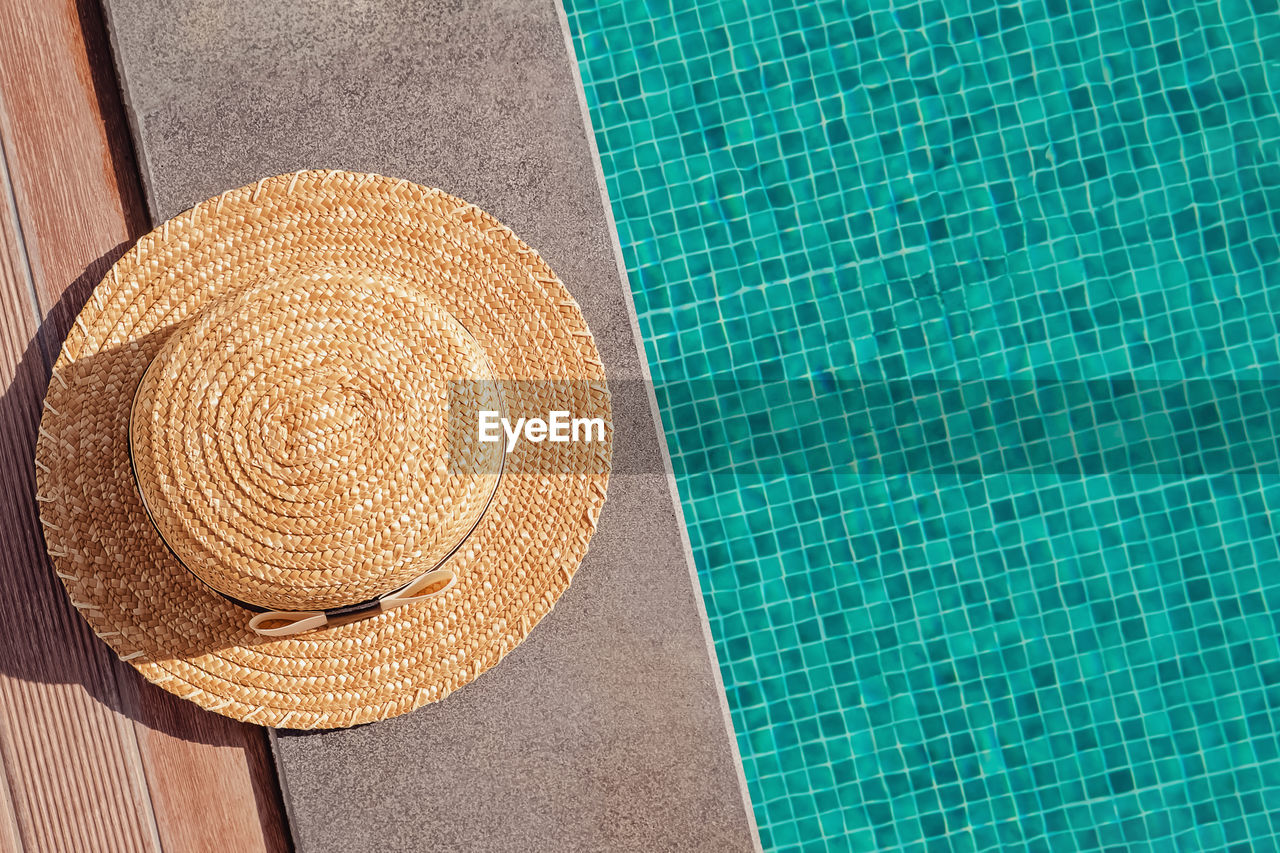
[99,0,758,850]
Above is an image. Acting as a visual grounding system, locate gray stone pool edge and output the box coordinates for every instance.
[552,4,762,847]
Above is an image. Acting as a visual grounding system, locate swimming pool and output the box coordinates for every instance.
[564,0,1280,849]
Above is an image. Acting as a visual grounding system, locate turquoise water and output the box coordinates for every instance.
[564,1,1280,850]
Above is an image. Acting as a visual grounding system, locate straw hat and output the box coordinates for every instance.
[35,170,611,728]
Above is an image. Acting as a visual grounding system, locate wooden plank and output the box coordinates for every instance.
[116,682,291,853]
[0,0,147,318]
[0,113,158,853]
[0,1,290,851]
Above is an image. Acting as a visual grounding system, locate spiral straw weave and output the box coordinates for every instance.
[34,170,612,728]
[130,270,505,612]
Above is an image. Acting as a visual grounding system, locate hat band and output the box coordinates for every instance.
[126,344,506,639]
[245,567,459,637]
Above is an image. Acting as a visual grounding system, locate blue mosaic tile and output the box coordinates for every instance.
[564,0,1280,849]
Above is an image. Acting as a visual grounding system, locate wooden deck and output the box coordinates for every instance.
[0,1,289,849]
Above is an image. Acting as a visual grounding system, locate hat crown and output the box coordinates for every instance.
[129,270,503,613]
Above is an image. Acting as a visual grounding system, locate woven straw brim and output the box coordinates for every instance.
[35,171,611,729]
